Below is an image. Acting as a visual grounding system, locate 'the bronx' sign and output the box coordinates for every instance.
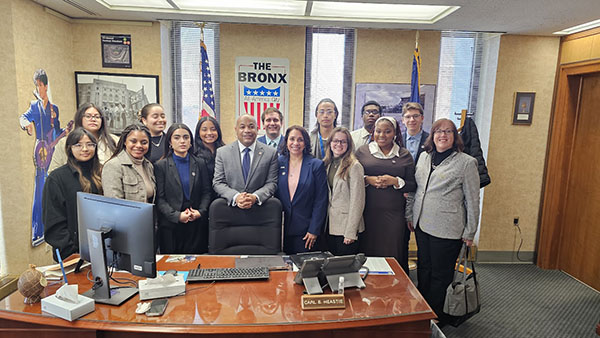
[235,57,290,129]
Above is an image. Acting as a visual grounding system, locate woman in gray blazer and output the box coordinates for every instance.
[102,123,156,203]
[406,118,480,326]
[323,127,365,256]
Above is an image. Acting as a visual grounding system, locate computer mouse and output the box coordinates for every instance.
[165,269,177,276]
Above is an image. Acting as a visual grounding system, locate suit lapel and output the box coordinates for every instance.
[168,156,183,190]
[292,157,310,206]
[188,155,198,196]
[280,159,291,205]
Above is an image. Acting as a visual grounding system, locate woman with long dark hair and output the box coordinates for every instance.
[277,125,328,254]
[323,127,365,256]
[102,123,155,203]
[43,127,103,261]
[194,116,225,188]
[49,103,117,172]
[140,103,167,163]
[155,123,211,253]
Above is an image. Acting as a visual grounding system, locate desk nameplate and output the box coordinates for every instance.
[301,294,345,310]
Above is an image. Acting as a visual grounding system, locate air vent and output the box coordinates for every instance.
[62,0,98,16]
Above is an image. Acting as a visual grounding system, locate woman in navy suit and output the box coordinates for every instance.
[154,123,212,254]
[277,125,328,254]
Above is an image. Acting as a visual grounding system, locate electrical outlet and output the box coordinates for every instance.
[513,217,519,226]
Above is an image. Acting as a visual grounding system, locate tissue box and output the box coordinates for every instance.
[138,274,185,300]
[41,293,95,321]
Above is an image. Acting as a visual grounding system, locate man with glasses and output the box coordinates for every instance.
[351,100,382,149]
[400,101,428,275]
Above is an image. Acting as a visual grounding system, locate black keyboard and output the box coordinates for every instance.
[187,267,270,282]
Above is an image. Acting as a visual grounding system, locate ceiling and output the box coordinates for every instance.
[33,0,600,36]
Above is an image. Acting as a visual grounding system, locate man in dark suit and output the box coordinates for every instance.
[213,114,279,209]
[257,107,284,153]
[401,102,429,275]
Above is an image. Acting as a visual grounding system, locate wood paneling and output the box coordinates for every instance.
[558,73,600,290]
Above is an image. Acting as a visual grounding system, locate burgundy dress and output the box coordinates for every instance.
[355,144,416,263]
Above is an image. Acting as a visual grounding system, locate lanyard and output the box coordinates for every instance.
[318,131,325,158]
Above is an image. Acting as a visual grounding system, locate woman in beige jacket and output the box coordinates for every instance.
[102,123,155,203]
[323,127,365,256]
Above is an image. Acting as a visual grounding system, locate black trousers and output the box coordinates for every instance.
[415,226,462,322]
[326,234,360,256]
[401,227,411,275]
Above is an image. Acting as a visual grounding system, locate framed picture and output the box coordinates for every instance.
[75,71,159,134]
[354,83,436,134]
[101,34,132,68]
[513,92,535,125]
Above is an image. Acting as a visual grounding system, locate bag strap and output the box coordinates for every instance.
[453,243,469,283]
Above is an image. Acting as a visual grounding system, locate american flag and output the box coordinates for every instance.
[200,41,215,118]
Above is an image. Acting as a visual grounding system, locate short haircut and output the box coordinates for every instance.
[261,107,283,124]
[402,102,424,116]
[139,103,163,121]
[33,69,48,86]
[361,100,382,115]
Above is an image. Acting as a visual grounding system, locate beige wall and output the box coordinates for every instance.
[220,24,306,143]
[478,35,560,253]
[355,29,440,85]
[0,0,162,275]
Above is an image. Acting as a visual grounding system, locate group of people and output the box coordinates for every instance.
[42,98,480,326]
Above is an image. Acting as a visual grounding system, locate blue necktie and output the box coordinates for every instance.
[242,148,251,183]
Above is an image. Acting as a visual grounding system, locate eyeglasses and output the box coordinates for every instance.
[362,109,381,116]
[403,114,422,120]
[83,114,101,121]
[72,143,97,150]
[434,129,453,135]
[317,109,335,115]
[331,139,348,145]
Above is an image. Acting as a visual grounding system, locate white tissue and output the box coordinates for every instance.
[55,284,79,303]
[146,274,177,285]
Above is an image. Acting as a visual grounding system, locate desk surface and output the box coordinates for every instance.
[0,256,434,335]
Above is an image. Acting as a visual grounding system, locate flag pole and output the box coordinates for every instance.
[415,30,419,49]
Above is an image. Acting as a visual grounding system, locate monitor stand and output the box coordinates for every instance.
[85,229,138,306]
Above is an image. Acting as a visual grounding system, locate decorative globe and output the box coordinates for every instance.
[17,264,47,304]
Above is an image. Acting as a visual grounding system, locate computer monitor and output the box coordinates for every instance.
[77,192,156,305]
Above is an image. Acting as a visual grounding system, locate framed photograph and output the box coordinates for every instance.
[354,83,436,134]
[513,92,535,125]
[101,34,132,68]
[75,71,159,134]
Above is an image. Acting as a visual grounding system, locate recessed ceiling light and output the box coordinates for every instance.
[553,18,600,35]
[173,0,307,16]
[309,2,460,23]
[100,0,174,9]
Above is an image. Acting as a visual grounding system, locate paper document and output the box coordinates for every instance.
[360,257,395,275]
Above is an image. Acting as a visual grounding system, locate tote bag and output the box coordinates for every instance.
[443,243,481,327]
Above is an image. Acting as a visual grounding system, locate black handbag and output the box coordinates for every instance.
[443,244,481,327]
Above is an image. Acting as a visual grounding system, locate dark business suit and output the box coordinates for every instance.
[257,134,284,154]
[213,141,279,205]
[155,154,212,253]
[401,130,429,274]
[276,154,328,254]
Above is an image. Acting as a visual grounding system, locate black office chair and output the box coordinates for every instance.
[208,197,282,255]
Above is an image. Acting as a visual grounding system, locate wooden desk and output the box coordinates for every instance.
[0,256,434,337]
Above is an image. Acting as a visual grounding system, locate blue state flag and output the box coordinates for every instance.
[410,47,421,104]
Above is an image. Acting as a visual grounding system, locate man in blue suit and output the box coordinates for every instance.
[401,102,429,275]
[257,107,284,154]
[213,114,279,209]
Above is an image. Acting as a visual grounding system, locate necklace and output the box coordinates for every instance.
[151,133,164,147]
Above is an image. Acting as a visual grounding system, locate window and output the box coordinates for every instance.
[304,28,355,130]
[435,31,484,126]
[171,22,220,130]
